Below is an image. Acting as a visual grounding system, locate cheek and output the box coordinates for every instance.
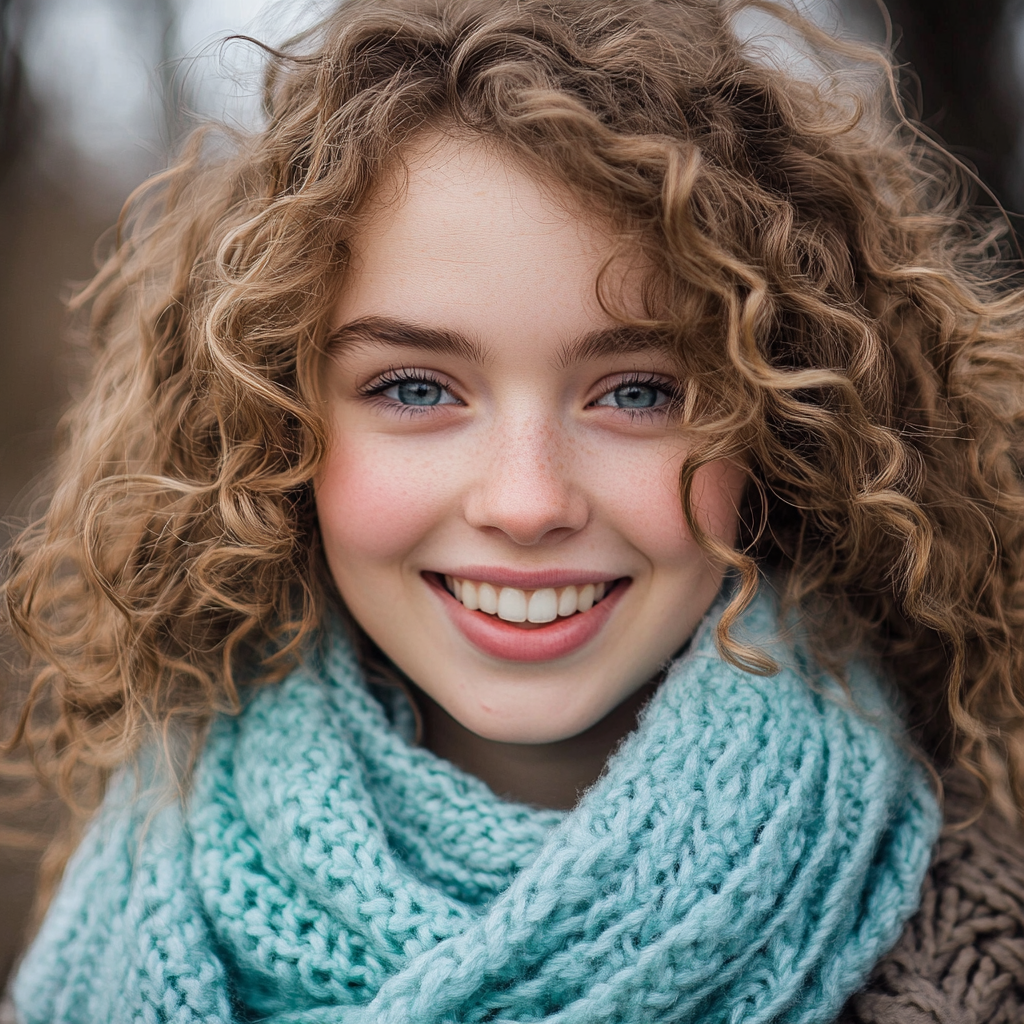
[591,446,743,564]
[314,436,451,564]
[688,459,746,544]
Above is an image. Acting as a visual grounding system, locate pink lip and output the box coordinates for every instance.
[426,573,630,663]
[438,565,621,590]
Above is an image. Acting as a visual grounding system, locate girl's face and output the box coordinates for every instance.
[316,137,745,744]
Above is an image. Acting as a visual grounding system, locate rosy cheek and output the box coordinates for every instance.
[689,460,746,542]
[315,439,450,563]
[590,450,742,566]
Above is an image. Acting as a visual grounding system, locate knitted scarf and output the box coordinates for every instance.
[13,592,940,1024]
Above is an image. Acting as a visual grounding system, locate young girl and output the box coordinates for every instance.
[6,0,1024,1020]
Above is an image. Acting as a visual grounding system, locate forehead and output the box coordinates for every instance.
[332,135,654,356]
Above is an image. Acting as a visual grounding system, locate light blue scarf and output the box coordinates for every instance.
[13,591,940,1024]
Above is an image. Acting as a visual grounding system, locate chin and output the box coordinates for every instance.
[446,684,621,745]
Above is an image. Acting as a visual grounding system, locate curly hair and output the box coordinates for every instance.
[7,0,1024,850]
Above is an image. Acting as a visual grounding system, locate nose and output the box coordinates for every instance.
[463,419,589,546]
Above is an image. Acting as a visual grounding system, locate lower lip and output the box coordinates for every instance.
[427,575,629,662]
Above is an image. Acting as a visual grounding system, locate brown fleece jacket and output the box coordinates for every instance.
[840,775,1024,1024]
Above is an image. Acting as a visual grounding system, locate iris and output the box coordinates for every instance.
[612,384,659,408]
[396,380,444,405]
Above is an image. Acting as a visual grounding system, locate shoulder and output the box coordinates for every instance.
[841,771,1024,1024]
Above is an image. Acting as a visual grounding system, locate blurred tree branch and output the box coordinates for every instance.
[0,0,33,183]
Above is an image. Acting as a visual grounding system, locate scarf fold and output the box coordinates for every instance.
[13,591,940,1024]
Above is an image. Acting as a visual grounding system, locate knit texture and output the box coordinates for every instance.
[840,772,1024,1024]
[13,591,940,1024]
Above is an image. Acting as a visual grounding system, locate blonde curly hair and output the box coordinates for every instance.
[7,0,1024,854]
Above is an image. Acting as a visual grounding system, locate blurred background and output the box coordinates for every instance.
[2,0,1024,990]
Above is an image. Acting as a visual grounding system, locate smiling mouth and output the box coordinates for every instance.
[441,574,619,626]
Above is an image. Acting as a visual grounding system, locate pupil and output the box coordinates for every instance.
[615,384,657,408]
[398,380,443,406]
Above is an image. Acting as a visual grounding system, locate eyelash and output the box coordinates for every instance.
[360,368,678,419]
[594,373,679,421]
[360,367,462,417]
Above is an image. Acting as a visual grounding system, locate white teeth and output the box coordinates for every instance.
[478,582,498,615]
[497,587,527,622]
[526,588,557,623]
[446,575,615,621]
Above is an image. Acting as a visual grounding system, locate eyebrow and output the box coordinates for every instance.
[326,315,668,367]
[326,316,486,364]
[553,324,670,368]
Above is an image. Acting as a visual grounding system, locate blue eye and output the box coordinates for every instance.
[375,375,460,407]
[392,380,444,405]
[594,381,671,410]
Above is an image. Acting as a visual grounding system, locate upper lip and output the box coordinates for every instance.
[430,566,625,590]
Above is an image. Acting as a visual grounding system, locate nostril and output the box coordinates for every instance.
[462,467,589,544]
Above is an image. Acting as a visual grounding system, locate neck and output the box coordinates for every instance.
[414,682,658,810]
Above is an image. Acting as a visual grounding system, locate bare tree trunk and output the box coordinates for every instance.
[0,0,33,182]
[846,0,1024,208]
